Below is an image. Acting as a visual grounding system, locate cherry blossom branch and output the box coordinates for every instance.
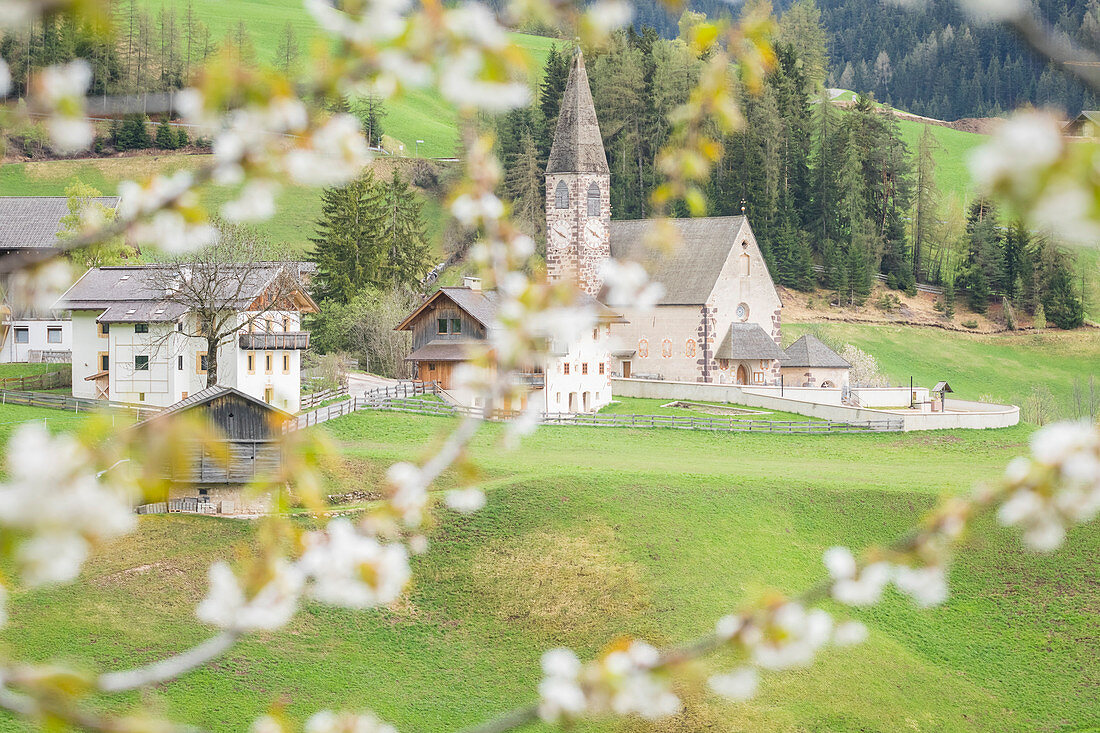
[97,630,241,693]
[1003,12,1100,95]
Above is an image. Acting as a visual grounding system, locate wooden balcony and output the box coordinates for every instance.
[239,331,311,350]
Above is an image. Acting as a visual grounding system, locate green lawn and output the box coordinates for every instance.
[895,117,983,204]
[785,323,1100,420]
[601,396,824,422]
[0,404,1094,732]
[0,363,67,379]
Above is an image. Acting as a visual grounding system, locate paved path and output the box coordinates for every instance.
[346,371,399,396]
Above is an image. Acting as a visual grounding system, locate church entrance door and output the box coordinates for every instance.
[736,364,748,385]
[622,361,631,379]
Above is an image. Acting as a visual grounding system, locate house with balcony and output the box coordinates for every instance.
[58,264,317,411]
[395,278,625,413]
[0,196,120,363]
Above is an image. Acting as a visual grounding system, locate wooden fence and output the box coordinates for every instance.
[0,389,160,420]
[287,381,904,434]
[0,369,71,392]
[300,384,350,410]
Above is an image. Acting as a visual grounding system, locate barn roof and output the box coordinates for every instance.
[608,216,748,305]
[1064,110,1100,133]
[714,322,787,361]
[783,334,850,369]
[396,286,625,332]
[140,386,291,425]
[0,196,119,251]
[546,49,609,175]
[58,263,317,321]
[405,339,480,362]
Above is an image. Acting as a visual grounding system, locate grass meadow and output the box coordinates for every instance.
[0,322,1098,731]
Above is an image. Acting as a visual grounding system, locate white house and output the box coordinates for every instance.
[395,279,624,413]
[0,196,120,363]
[58,264,317,411]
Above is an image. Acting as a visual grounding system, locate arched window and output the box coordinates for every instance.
[587,181,601,217]
[555,180,569,209]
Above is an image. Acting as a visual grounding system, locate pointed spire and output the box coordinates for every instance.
[546,48,609,175]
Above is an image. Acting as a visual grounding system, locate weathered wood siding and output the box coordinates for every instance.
[179,440,284,484]
[408,295,486,351]
[201,393,284,440]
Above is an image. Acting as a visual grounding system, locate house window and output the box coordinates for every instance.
[428,362,436,371]
[197,352,208,374]
[178,354,184,371]
[47,327,62,344]
[283,315,292,331]
[14,328,28,344]
[283,354,291,373]
[563,363,570,375]
[264,387,274,404]
[582,363,588,375]
[587,182,600,217]
[134,323,149,334]
[98,322,109,337]
[134,355,149,371]
[99,352,109,371]
[554,179,569,209]
[451,318,462,334]
[599,362,605,375]
[437,318,448,334]
[265,353,273,373]
[138,392,144,401]
[176,322,183,332]
[247,352,256,374]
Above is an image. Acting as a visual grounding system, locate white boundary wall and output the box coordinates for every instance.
[611,378,1019,431]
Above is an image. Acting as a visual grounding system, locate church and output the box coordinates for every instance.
[544,48,786,387]
[399,48,788,411]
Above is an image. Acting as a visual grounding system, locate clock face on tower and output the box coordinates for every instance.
[549,220,571,249]
[584,218,604,247]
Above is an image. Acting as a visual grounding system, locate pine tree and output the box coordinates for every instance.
[913,125,940,282]
[154,119,178,149]
[505,130,546,241]
[1042,257,1085,329]
[380,169,431,289]
[117,114,151,150]
[310,171,388,305]
[537,45,571,161]
[274,22,299,74]
[353,95,386,148]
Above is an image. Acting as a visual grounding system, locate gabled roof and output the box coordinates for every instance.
[546,49,609,175]
[714,322,787,361]
[608,216,749,305]
[0,196,119,251]
[58,264,317,321]
[783,334,850,369]
[139,386,291,426]
[1065,111,1100,133]
[405,339,481,362]
[395,287,500,332]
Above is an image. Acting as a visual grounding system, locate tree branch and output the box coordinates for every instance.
[97,630,241,693]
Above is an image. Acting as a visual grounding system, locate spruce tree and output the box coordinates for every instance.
[310,171,388,305]
[154,119,177,149]
[380,169,431,288]
[505,130,546,240]
[1043,258,1085,329]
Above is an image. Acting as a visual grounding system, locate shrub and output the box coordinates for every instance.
[116,115,151,150]
[962,319,978,329]
[1033,302,1047,330]
[176,125,190,147]
[154,120,178,150]
[838,344,888,387]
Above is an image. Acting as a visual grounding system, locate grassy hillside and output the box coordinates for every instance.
[784,323,1100,419]
[895,118,982,203]
[0,403,1095,732]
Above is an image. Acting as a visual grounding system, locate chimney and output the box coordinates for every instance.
[463,276,482,291]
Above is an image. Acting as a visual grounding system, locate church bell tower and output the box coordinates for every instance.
[545,48,610,298]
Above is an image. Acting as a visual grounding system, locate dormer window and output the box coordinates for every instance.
[554,180,569,209]
[587,182,600,217]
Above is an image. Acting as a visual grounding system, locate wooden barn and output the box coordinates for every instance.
[137,386,291,513]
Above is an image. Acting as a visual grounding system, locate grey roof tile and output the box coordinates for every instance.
[715,322,787,361]
[546,50,609,174]
[0,196,119,250]
[608,216,747,305]
[783,334,850,368]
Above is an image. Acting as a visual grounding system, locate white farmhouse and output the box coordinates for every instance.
[59,264,317,411]
[0,196,119,363]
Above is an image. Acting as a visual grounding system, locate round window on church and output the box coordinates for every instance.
[736,303,749,321]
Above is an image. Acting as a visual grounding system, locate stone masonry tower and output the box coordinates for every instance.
[545,48,610,298]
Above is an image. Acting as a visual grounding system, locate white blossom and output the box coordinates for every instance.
[305,0,410,44]
[133,210,219,254]
[824,546,891,607]
[304,710,398,733]
[708,666,758,702]
[0,57,11,97]
[585,0,635,35]
[599,259,665,311]
[249,715,285,733]
[298,519,411,609]
[445,4,509,48]
[715,613,745,641]
[7,258,72,313]
[0,2,37,28]
[196,561,302,631]
[385,462,428,526]
[36,60,94,153]
[832,620,869,647]
[892,564,949,608]
[450,192,504,226]
[284,114,371,187]
[747,603,832,670]
[444,487,486,514]
[223,180,279,222]
[970,110,1063,196]
[997,421,1100,551]
[955,0,1027,22]
[0,424,135,586]
[823,546,857,580]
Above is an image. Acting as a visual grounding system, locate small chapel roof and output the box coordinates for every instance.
[608,216,748,306]
[714,322,788,361]
[546,49,609,175]
[783,334,850,369]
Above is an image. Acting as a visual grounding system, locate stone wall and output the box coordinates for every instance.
[545,171,610,297]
